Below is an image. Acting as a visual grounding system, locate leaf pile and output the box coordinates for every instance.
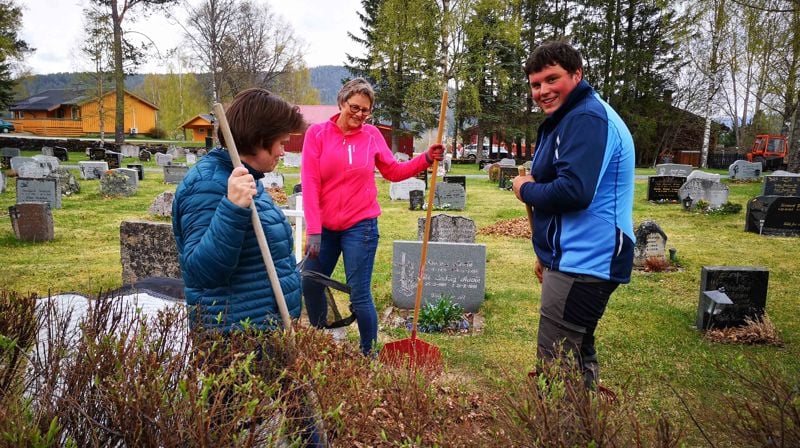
[478,217,531,239]
[267,187,288,204]
[705,315,783,346]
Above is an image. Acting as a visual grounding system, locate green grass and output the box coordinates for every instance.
[1,160,798,441]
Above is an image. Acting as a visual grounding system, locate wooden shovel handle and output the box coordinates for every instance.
[212,102,293,334]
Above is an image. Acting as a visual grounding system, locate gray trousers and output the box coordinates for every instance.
[537,268,618,387]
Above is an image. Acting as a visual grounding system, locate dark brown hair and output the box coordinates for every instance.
[218,88,307,156]
[523,41,583,76]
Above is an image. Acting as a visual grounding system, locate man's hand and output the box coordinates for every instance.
[305,234,321,259]
[512,174,534,202]
[228,166,257,208]
[425,143,445,163]
[534,257,543,283]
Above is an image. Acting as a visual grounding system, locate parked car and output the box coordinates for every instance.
[0,119,15,133]
[463,143,509,160]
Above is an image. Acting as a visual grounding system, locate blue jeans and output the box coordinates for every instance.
[303,218,379,355]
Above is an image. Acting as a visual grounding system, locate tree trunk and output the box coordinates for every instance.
[111,0,125,143]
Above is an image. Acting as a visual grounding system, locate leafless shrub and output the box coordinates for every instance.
[644,256,671,272]
[705,315,783,346]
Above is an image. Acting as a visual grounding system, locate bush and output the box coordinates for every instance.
[148,126,166,139]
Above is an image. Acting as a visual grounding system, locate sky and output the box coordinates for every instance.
[18,0,365,75]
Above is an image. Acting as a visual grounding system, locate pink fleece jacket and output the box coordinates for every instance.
[301,114,431,234]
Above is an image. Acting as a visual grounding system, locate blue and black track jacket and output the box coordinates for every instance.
[519,80,635,283]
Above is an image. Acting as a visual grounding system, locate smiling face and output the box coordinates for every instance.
[528,64,582,115]
[337,93,372,133]
[241,133,289,173]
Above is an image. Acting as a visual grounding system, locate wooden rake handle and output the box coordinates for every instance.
[212,102,293,334]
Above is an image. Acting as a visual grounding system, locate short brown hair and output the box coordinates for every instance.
[219,88,307,156]
[337,78,375,109]
[524,41,583,76]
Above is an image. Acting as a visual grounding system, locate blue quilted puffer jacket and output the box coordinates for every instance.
[172,148,301,332]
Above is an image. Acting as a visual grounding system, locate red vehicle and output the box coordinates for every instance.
[746,134,788,171]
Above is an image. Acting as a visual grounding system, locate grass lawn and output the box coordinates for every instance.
[1,153,798,442]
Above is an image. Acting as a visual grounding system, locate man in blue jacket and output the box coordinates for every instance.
[512,41,635,389]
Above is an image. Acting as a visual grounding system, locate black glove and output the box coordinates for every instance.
[305,234,321,258]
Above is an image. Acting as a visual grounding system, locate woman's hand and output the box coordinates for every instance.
[228,166,257,208]
[425,144,445,163]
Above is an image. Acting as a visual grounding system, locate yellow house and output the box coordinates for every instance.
[9,89,159,137]
[180,113,215,143]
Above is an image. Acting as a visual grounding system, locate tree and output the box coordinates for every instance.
[346,0,383,85]
[181,0,237,103]
[77,6,115,143]
[0,0,32,109]
[90,0,178,143]
[270,65,321,105]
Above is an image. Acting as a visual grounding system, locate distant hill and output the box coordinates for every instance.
[15,67,350,105]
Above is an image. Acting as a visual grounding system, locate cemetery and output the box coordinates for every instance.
[1,147,799,446]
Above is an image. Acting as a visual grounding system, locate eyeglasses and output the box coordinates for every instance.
[346,101,372,116]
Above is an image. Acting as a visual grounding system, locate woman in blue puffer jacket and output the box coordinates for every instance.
[172,88,307,332]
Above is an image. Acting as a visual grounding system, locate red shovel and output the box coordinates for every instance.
[379,89,448,371]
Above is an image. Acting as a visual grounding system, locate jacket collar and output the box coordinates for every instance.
[543,79,593,125]
[212,147,265,180]
[328,112,364,136]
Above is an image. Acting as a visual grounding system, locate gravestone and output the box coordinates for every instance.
[414,169,428,189]
[728,160,762,180]
[8,202,54,242]
[139,149,152,162]
[120,220,181,284]
[120,144,140,159]
[433,182,466,210]
[185,153,197,165]
[41,146,54,157]
[762,174,800,196]
[48,167,80,196]
[696,266,768,330]
[678,178,729,210]
[89,147,106,161]
[16,161,52,179]
[127,163,144,180]
[113,168,139,190]
[292,183,302,194]
[10,156,35,172]
[417,214,476,243]
[0,156,10,169]
[16,177,61,209]
[283,151,301,167]
[0,171,5,193]
[394,152,410,162]
[1,147,21,157]
[78,161,109,180]
[498,166,519,189]
[389,177,426,201]
[32,155,59,172]
[148,191,174,217]
[163,164,189,184]
[155,153,174,167]
[745,195,800,236]
[100,171,136,197]
[260,172,284,188]
[104,151,122,169]
[52,146,69,161]
[166,145,185,158]
[655,163,693,176]
[392,240,486,312]
[443,175,466,193]
[498,158,516,167]
[633,220,667,267]
[686,170,721,182]
[647,176,686,202]
[409,189,424,210]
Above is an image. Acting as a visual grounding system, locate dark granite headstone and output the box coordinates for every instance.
[127,163,144,180]
[414,169,428,189]
[293,183,302,194]
[433,182,466,210]
[392,240,486,312]
[762,174,800,196]
[16,177,61,209]
[90,147,106,161]
[647,175,687,202]
[696,266,768,329]
[417,214,476,243]
[498,166,519,189]
[745,195,800,236]
[52,146,69,162]
[1,147,20,157]
[104,151,122,169]
[139,149,152,162]
[120,220,181,284]
[443,175,467,192]
[8,202,54,242]
[409,189,424,211]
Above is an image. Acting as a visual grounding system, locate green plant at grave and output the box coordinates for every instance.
[417,295,465,333]
[692,200,742,215]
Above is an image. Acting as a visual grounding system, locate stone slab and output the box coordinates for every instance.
[417,214,476,243]
[16,177,61,209]
[433,182,466,210]
[79,161,109,180]
[745,195,800,236]
[389,177,426,201]
[8,202,54,242]
[696,266,768,329]
[762,174,800,196]
[120,220,181,284]
[163,164,189,184]
[647,175,686,202]
[655,163,693,176]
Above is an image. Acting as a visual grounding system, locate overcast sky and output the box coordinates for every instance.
[18,0,365,75]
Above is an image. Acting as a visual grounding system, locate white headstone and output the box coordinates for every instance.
[389,177,426,200]
[155,153,174,166]
[185,153,197,165]
[394,152,410,162]
[113,168,139,190]
[10,156,35,172]
[120,144,140,159]
[656,163,694,176]
[728,160,762,180]
[79,161,109,180]
[498,158,516,167]
[283,152,301,167]
[16,161,52,179]
[260,172,284,188]
[32,155,60,171]
[686,170,721,182]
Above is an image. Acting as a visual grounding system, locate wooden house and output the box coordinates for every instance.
[9,89,158,137]
[180,113,215,143]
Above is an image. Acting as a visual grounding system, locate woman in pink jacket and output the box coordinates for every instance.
[301,78,443,355]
